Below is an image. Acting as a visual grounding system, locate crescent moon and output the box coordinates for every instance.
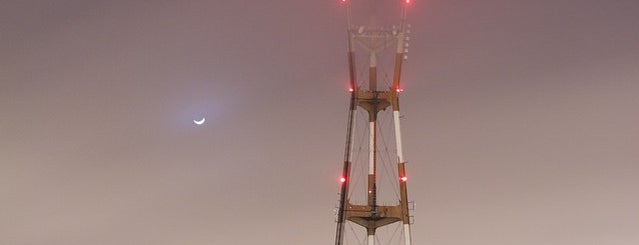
[193,117,206,125]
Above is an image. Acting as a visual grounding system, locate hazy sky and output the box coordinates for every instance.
[2,0,639,244]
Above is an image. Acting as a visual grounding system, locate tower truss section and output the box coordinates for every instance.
[334,1,414,245]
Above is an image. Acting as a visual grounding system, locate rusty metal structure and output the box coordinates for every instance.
[334,1,414,245]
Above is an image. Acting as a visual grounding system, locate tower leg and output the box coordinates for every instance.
[393,110,405,163]
[393,110,412,245]
[368,229,376,245]
[335,101,357,245]
[403,223,412,245]
[368,119,376,207]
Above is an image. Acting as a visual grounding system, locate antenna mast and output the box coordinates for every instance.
[335,1,413,245]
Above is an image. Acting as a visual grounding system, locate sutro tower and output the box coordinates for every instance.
[335,1,414,245]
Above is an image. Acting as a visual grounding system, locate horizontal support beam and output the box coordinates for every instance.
[344,202,404,229]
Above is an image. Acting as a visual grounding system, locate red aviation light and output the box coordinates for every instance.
[340,177,347,183]
[395,87,404,93]
[405,0,411,4]
[349,87,354,92]
[400,176,408,182]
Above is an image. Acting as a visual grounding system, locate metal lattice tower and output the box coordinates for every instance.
[335,1,414,245]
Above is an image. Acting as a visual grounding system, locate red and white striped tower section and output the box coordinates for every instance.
[335,1,413,245]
